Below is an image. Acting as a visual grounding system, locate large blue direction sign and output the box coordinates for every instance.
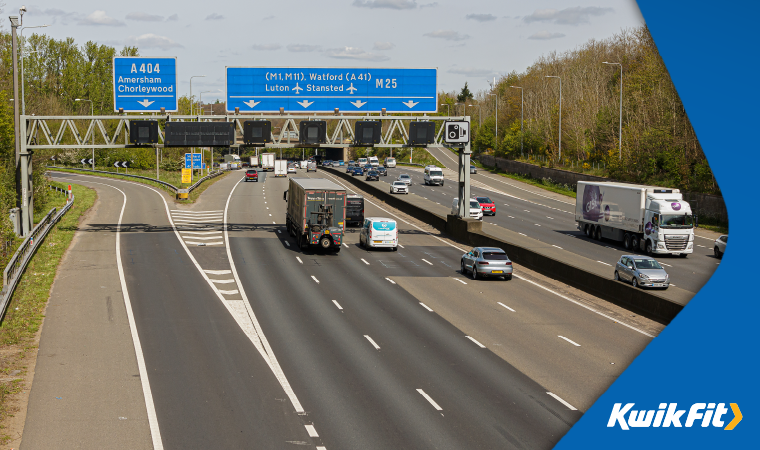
[184,153,205,169]
[113,57,178,112]
[226,67,437,113]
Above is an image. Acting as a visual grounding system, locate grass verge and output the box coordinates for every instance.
[0,181,97,444]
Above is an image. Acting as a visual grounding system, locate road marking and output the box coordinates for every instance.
[181,231,222,235]
[597,260,612,266]
[269,214,272,216]
[498,302,515,312]
[332,300,343,310]
[524,210,530,212]
[181,236,222,240]
[534,224,541,227]
[547,216,554,219]
[605,246,615,249]
[385,277,396,284]
[311,276,319,284]
[361,258,370,265]
[364,335,381,350]
[209,279,236,284]
[185,241,224,246]
[296,257,303,264]
[552,245,563,249]
[453,278,467,285]
[421,259,433,265]
[398,244,404,248]
[504,204,509,206]
[304,424,319,438]
[417,389,443,411]
[547,392,577,410]
[266,207,269,210]
[285,241,291,247]
[660,262,672,267]
[419,302,434,312]
[276,229,281,234]
[466,336,486,348]
[218,289,240,295]
[171,209,222,213]
[343,243,349,248]
[697,244,706,248]
[558,335,581,346]
[519,233,527,236]
[204,269,231,275]
[508,215,515,218]
[273,221,276,224]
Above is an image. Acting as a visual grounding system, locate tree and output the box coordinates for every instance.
[457,82,473,103]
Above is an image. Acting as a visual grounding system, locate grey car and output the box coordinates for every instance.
[461,247,513,280]
[614,255,670,289]
[714,235,727,259]
[398,174,412,185]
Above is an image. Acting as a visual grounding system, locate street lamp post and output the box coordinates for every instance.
[455,102,467,117]
[20,24,49,115]
[510,86,524,158]
[545,76,562,160]
[189,75,206,115]
[75,98,94,170]
[488,93,498,150]
[440,103,450,116]
[603,62,623,160]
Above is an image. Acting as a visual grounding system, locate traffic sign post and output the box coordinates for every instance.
[226,67,437,113]
[113,56,178,112]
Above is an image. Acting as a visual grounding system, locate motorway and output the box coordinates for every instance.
[31,169,661,449]
[350,146,721,294]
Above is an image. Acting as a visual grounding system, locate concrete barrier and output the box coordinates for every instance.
[324,166,684,323]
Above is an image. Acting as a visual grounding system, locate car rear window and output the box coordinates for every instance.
[476,197,492,203]
[482,252,508,260]
[247,170,257,174]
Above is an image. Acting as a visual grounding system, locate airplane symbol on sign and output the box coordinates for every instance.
[347,83,357,94]
[293,83,303,94]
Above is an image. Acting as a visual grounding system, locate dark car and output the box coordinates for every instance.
[351,166,363,176]
[376,166,387,176]
[366,170,380,181]
[245,169,258,182]
[346,195,364,226]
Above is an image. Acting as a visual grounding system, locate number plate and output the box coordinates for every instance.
[672,253,680,256]
[491,270,503,274]
[373,240,382,243]
[653,283,665,287]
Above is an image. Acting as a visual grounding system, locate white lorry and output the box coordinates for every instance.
[261,152,276,171]
[274,160,288,177]
[368,156,380,168]
[250,156,259,167]
[575,181,695,257]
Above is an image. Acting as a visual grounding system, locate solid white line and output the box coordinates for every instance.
[547,392,577,411]
[558,335,581,347]
[508,216,515,218]
[453,278,467,284]
[361,258,370,265]
[497,302,515,312]
[209,279,236,284]
[218,289,240,295]
[285,241,291,247]
[204,270,232,275]
[297,257,303,264]
[417,389,443,411]
[419,302,434,312]
[171,209,223,213]
[364,335,381,350]
[343,243,349,248]
[596,260,612,266]
[185,241,224,246]
[332,300,343,310]
[421,259,433,265]
[180,231,223,235]
[398,244,404,248]
[181,236,222,240]
[466,336,486,348]
[552,245,563,249]
[534,224,541,227]
[311,276,320,284]
[660,262,672,267]
[173,218,223,223]
[519,233,527,236]
[172,212,223,216]
[304,424,319,438]
[385,277,396,284]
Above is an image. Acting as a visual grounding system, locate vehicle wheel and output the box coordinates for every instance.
[319,236,331,250]
[299,236,308,250]
[504,274,512,280]
[472,266,479,280]
[332,246,341,253]
[614,271,620,281]
[623,233,631,250]
[594,226,602,241]
[714,247,722,259]
[645,241,653,256]
[679,254,688,258]
[461,260,468,275]
[630,235,639,251]
[584,224,592,237]
[393,246,398,252]
[632,277,639,288]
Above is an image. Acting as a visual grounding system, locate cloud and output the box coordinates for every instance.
[466,13,497,22]
[353,0,418,10]
[205,13,224,20]
[251,43,282,51]
[424,30,469,41]
[287,44,322,52]
[524,6,614,25]
[126,12,164,22]
[528,31,566,40]
[263,15,275,20]
[448,67,496,77]
[420,2,438,7]
[79,10,125,26]
[324,47,389,62]
[166,14,179,22]
[126,34,184,50]
[373,41,395,51]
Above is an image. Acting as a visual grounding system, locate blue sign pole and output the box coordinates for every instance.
[226,67,437,113]
[113,57,178,112]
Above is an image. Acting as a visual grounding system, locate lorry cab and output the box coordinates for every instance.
[359,218,398,250]
[642,193,694,256]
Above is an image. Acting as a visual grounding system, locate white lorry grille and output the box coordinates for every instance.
[664,235,688,251]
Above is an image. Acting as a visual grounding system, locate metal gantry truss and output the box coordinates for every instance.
[22,114,469,149]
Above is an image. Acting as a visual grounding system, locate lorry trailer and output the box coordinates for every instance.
[260,152,276,171]
[284,178,346,251]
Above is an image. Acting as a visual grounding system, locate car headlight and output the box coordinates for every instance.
[639,274,649,279]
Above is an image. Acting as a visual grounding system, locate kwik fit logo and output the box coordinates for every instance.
[608,403,742,430]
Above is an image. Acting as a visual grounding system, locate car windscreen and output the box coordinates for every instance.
[400,175,410,179]
[476,197,492,204]
[429,171,443,177]
[470,201,481,208]
[634,259,663,269]
[482,252,508,260]
[393,182,406,186]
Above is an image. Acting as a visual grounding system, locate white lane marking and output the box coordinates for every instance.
[558,335,581,347]
[548,392,577,410]
[209,279,236,284]
[697,244,706,248]
[181,231,223,235]
[266,207,269,210]
[385,277,396,284]
[453,278,467,285]
[508,216,515,218]
[524,210,530,212]
[269,214,272,217]
[417,389,443,411]
[273,221,276,224]
[343,243,349,248]
[419,302,434,312]
[552,245,563,249]
[421,259,433,265]
[519,233,527,236]
[276,229,281,234]
[171,209,223,213]
[185,241,224,246]
[171,212,223,216]
[296,257,303,264]
[311,276,320,284]
[285,241,291,247]
[181,236,222,240]
[398,244,405,248]
[317,447,326,450]
[534,224,541,227]
[173,218,223,223]
[466,336,486,348]
[498,302,515,312]
[332,300,343,310]
[204,270,232,275]
[546,216,554,219]
[605,246,615,249]
[596,260,612,266]
[660,262,672,267]
[364,335,381,350]
[304,424,319,438]
[361,258,370,265]
[218,289,240,295]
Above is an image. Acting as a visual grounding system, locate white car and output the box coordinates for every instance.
[397,174,412,186]
[390,181,409,194]
[714,235,727,259]
[287,165,297,174]
[451,198,483,220]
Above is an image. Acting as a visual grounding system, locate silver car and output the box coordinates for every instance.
[714,235,727,259]
[390,181,408,194]
[461,247,513,280]
[398,174,412,186]
[614,255,669,289]
[470,165,477,174]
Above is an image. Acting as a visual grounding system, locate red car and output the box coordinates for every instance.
[475,196,496,216]
[245,169,258,182]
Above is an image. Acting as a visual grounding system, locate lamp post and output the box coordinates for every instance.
[455,102,467,117]
[510,86,524,158]
[20,24,49,115]
[189,75,205,115]
[545,76,562,160]
[75,99,94,170]
[603,62,623,160]
[440,103,450,116]
[488,93,498,149]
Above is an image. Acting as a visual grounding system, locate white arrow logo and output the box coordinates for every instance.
[347,83,357,94]
[297,100,314,108]
[243,100,260,108]
[403,100,419,109]
[350,100,367,108]
[113,162,120,168]
[137,99,155,108]
[293,83,303,94]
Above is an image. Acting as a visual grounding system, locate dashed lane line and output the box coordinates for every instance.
[364,335,381,350]
[548,392,578,410]
[558,335,581,347]
[421,259,433,265]
[420,303,434,312]
[417,389,443,411]
[311,276,320,284]
[332,300,343,310]
[497,302,515,312]
[466,336,486,348]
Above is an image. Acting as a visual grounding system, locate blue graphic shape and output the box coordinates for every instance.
[113,57,178,112]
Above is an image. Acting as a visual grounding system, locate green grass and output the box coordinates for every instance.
[0,181,97,443]
[697,223,728,235]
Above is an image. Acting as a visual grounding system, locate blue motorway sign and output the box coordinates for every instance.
[184,153,205,169]
[226,67,437,113]
[113,57,178,112]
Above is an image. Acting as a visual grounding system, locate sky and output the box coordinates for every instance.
[10,0,645,103]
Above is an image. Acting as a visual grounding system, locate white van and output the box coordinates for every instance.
[384,157,396,168]
[358,157,368,167]
[368,156,379,167]
[424,167,445,186]
[359,218,398,251]
[451,198,483,220]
